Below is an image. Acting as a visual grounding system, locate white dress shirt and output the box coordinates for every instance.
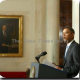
[64,39,74,58]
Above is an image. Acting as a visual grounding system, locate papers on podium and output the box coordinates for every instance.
[42,59,56,68]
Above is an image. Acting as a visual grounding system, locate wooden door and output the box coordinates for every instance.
[59,0,72,65]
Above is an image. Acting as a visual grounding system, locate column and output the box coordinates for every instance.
[35,0,46,63]
[72,0,79,43]
[46,0,60,65]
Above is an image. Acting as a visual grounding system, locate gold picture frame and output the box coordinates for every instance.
[0,15,23,57]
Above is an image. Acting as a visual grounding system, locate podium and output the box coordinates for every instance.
[29,62,67,78]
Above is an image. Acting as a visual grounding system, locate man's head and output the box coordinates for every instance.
[63,27,75,43]
[2,25,6,31]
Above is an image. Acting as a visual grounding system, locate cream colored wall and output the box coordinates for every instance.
[72,0,79,43]
[0,0,46,71]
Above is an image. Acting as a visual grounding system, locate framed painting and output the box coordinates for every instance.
[0,15,23,57]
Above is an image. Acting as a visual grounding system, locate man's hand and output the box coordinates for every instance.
[55,66,62,70]
[2,44,6,46]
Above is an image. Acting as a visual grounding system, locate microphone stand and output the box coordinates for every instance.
[35,51,47,63]
[35,57,40,63]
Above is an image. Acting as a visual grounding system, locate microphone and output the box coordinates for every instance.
[35,51,47,63]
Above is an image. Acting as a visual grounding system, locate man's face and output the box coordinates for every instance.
[63,28,74,43]
[2,25,6,31]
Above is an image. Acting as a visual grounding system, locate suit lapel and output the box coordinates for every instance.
[63,40,75,65]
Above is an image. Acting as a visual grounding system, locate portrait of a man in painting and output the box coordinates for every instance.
[0,15,23,57]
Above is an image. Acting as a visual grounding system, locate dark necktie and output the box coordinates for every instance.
[4,31,6,39]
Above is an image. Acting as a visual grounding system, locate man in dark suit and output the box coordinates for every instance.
[0,25,11,53]
[55,27,80,78]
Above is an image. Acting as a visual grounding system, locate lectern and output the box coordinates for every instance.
[29,62,67,78]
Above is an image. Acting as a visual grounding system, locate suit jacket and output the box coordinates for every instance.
[0,31,11,53]
[61,40,80,78]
